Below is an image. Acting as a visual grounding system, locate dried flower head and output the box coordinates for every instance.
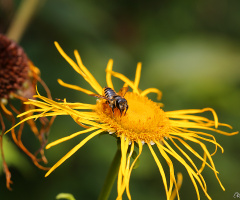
[0,34,55,189]
[0,34,29,99]
[6,42,238,199]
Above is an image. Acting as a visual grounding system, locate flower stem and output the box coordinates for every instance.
[6,0,44,42]
[98,147,121,200]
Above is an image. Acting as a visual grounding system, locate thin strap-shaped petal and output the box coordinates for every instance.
[120,135,129,176]
[117,135,128,199]
[187,171,200,200]
[163,140,212,200]
[169,137,208,190]
[198,152,207,174]
[170,173,183,200]
[54,42,85,76]
[70,115,92,129]
[34,93,86,119]
[171,127,221,155]
[118,142,134,199]
[170,121,220,131]
[170,136,218,173]
[106,59,114,89]
[167,114,216,124]
[16,100,50,116]
[109,71,139,94]
[46,127,98,149]
[34,107,54,121]
[4,113,43,135]
[199,108,218,128]
[45,129,103,177]
[16,108,43,118]
[163,144,202,200]
[171,130,220,158]
[19,94,102,131]
[24,98,52,108]
[170,127,228,155]
[58,79,95,95]
[64,102,96,110]
[55,42,102,94]
[140,88,162,100]
[167,108,216,115]
[148,143,170,200]
[126,140,143,199]
[74,50,102,94]
[156,141,179,200]
[117,162,123,200]
[206,128,238,136]
[134,62,142,89]
[166,108,218,128]
[123,82,128,87]
[126,142,134,173]
[182,135,225,191]
[191,134,224,153]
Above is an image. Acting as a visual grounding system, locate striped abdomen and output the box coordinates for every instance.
[104,87,118,99]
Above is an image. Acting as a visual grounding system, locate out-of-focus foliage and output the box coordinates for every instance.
[1,0,239,199]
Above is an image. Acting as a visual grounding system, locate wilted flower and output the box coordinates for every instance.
[0,34,54,189]
[7,42,238,199]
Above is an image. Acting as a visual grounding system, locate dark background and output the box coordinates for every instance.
[1,0,240,199]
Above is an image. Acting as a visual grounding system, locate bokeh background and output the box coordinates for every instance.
[1,0,240,199]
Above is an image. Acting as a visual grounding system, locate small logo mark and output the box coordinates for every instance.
[234,192,240,198]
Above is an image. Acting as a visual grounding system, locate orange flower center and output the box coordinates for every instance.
[96,92,170,143]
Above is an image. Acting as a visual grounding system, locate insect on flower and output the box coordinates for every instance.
[5,41,238,200]
[89,86,129,116]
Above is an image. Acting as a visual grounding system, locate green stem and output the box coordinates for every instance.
[98,147,121,200]
[6,0,45,42]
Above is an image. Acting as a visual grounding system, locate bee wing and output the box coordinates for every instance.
[89,93,108,100]
[118,87,129,97]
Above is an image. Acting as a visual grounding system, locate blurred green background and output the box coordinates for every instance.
[1,0,240,199]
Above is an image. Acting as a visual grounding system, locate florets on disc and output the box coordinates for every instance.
[96,92,170,143]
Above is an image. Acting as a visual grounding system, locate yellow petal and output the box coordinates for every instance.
[140,88,162,100]
[148,144,170,200]
[106,59,114,89]
[133,62,142,90]
[45,129,103,177]
[58,79,95,95]
[46,127,98,149]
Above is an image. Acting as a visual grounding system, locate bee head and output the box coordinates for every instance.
[117,98,128,115]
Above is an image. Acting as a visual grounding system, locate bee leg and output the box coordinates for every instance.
[112,107,115,115]
[124,105,128,116]
[110,104,115,117]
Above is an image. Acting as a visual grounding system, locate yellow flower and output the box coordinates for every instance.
[7,42,238,200]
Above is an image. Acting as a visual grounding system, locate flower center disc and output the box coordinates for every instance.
[96,92,170,143]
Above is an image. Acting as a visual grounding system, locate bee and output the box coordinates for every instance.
[89,87,129,116]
